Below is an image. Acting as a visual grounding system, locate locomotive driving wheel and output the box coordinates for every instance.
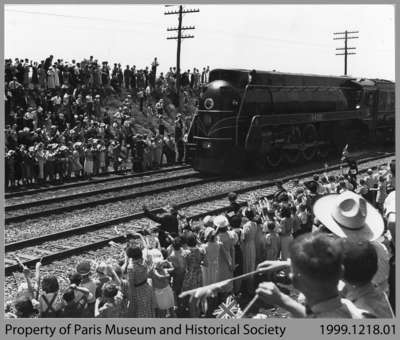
[266,148,282,168]
[284,126,302,164]
[301,124,318,161]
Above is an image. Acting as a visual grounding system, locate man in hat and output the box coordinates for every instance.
[143,204,180,248]
[313,190,390,295]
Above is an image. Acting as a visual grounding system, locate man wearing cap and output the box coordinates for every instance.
[143,204,180,248]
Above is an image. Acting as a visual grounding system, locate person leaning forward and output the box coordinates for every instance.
[143,204,180,248]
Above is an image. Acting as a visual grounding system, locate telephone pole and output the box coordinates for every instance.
[333,30,359,76]
[165,5,199,109]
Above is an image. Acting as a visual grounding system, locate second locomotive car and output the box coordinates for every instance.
[187,68,394,174]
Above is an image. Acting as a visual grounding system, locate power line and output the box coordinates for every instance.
[333,30,359,75]
[5,8,157,27]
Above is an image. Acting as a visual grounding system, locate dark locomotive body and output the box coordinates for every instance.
[187,68,394,174]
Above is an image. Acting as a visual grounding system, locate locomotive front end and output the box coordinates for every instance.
[191,80,242,173]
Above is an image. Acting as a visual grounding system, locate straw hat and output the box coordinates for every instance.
[313,191,384,241]
[213,215,229,231]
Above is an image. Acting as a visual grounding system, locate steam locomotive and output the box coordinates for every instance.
[186,68,394,174]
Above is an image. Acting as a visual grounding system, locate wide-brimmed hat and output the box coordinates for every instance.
[313,191,384,241]
[213,215,229,231]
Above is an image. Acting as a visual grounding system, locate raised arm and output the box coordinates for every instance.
[143,205,163,224]
[256,281,306,318]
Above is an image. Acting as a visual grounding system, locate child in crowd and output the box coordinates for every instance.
[95,283,122,318]
[150,260,175,317]
[39,276,62,318]
[341,239,394,318]
[264,222,280,261]
[76,261,99,317]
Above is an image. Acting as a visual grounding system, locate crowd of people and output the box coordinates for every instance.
[6,158,395,318]
[4,55,209,189]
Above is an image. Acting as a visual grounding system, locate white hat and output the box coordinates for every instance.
[213,215,229,231]
[313,191,384,242]
[202,215,213,226]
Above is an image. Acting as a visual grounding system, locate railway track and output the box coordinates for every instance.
[5,151,394,276]
[5,168,199,211]
[4,164,191,199]
[5,172,217,223]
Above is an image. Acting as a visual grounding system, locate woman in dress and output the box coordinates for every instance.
[215,215,236,300]
[98,141,107,174]
[182,232,206,317]
[201,227,220,286]
[83,141,94,179]
[200,227,221,316]
[276,206,294,260]
[47,67,56,90]
[241,208,258,293]
[70,144,83,178]
[125,247,156,318]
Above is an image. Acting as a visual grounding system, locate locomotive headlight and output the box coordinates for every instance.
[356,104,360,109]
[202,141,212,149]
[203,113,212,126]
[204,97,214,110]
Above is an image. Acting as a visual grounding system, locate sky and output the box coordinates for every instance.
[4,4,395,80]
